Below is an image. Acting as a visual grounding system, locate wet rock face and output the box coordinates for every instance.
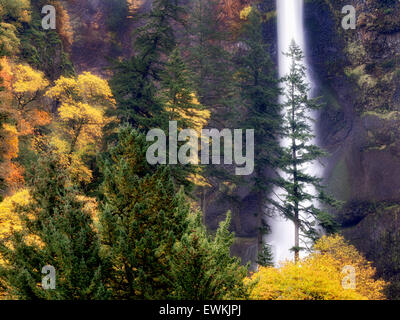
[305,0,400,298]
[62,0,149,76]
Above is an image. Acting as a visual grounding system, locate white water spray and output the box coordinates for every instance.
[265,0,322,265]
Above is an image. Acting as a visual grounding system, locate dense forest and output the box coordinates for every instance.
[0,0,398,300]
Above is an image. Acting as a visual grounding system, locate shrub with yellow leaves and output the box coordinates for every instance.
[246,234,388,300]
[312,234,388,300]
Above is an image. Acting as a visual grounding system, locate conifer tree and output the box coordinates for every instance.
[270,42,337,262]
[99,126,190,299]
[185,0,237,118]
[160,48,206,128]
[159,47,210,190]
[110,0,185,127]
[256,244,274,267]
[0,151,109,299]
[170,211,250,300]
[236,7,281,261]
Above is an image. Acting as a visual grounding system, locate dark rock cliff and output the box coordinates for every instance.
[305,0,400,298]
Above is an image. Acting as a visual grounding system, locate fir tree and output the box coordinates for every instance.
[99,126,190,299]
[0,151,109,299]
[159,47,210,190]
[110,0,185,128]
[185,0,237,118]
[160,48,204,127]
[270,42,338,262]
[236,7,281,260]
[257,244,274,267]
[170,211,250,300]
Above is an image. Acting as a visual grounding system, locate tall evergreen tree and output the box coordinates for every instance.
[110,0,185,128]
[236,8,281,259]
[160,48,206,127]
[99,126,190,299]
[159,47,210,190]
[270,42,338,262]
[185,0,237,119]
[170,211,250,300]
[0,152,109,299]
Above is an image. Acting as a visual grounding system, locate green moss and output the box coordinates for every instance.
[344,64,377,89]
[327,156,351,202]
[362,110,400,120]
[345,42,367,62]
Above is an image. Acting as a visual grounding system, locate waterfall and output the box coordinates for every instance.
[265,0,322,265]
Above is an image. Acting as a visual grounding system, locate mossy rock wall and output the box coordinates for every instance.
[305,0,400,298]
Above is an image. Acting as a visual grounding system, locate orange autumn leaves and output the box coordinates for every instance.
[246,235,388,300]
[0,57,117,193]
[0,59,51,192]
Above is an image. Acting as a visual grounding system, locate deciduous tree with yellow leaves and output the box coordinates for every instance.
[0,61,51,195]
[46,72,117,183]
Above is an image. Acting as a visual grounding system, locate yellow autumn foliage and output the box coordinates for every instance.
[166,92,211,133]
[0,124,24,192]
[1,124,18,160]
[0,62,51,192]
[240,6,252,20]
[166,92,211,188]
[246,235,388,300]
[0,22,20,55]
[46,72,117,183]
[247,256,367,300]
[0,0,31,23]
[46,72,115,106]
[0,189,30,238]
[312,234,387,300]
[0,189,97,243]
[12,64,49,97]
[0,62,52,137]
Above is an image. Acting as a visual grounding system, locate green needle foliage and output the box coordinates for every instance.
[99,126,249,300]
[237,8,282,190]
[110,0,185,128]
[0,151,109,299]
[99,126,190,299]
[270,41,338,262]
[159,47,208,190]
[170,211,250,300]
[236,7,281,259]
[185,0,237,118]
[256,243,274,267]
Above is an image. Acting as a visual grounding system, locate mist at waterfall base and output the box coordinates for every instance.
[264,0,323,266]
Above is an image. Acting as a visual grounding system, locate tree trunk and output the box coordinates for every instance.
[294,207,299,263]
[291,80,300,263]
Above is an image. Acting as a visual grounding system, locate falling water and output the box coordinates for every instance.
[265,0,322,265]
